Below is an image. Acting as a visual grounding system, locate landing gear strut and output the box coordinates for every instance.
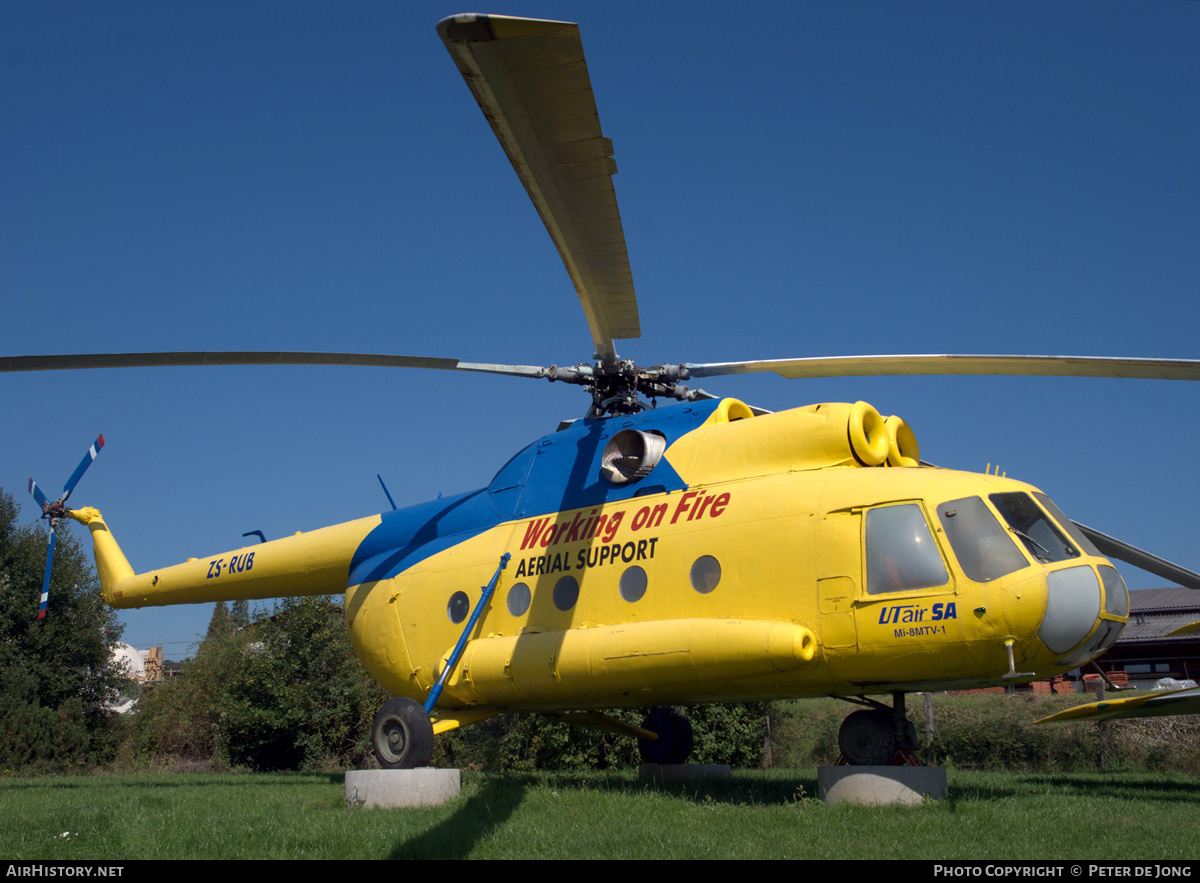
[837,692,919,765]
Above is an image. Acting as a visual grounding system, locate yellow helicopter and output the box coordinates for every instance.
[8,13,1200,768]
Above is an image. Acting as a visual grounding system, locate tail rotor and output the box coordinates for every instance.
[28,435,105,620]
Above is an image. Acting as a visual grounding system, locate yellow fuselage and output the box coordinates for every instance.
[347,460,1118,710]
[74,399,1128,715]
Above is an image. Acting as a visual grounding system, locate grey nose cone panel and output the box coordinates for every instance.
[1040,565,1101,655]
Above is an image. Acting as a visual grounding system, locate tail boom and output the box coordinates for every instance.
[68,507,381,608]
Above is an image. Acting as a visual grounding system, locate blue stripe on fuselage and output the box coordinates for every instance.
[347,399,723,586]
[348,488,494,586]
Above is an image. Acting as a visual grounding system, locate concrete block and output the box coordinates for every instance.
[345,768,461,808]
[817,765,946,805]
[639,763,731,783]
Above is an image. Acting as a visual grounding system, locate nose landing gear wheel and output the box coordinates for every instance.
[638,707,694,765]
[838,708,895,765]
[372,697,435,769]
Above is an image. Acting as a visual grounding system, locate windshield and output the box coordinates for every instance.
[937,496,1029,582]
[1033,493,1102,557]
[989,492,1080,563]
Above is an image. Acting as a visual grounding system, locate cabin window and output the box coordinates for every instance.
[690,555,721,594]
[447,591,470,624]
[989,493,1079,563]
[553,575,579,611]
[865,503,949,595]
[938,496,1028,582]
[619,566,647,602]
[507,582,531,617]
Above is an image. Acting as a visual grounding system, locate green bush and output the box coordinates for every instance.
[0,667,90,771]
[119,630,244,769]
[922,693,1097,770]
[766,698,844,768]
[219,596,387,771]
[767,692,1200,773]
[121,596,387,772]
[435,702,768,771]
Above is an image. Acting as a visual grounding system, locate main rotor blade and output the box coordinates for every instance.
[0,352,548,380]
[438,14,639,364]
[683,354,1200,381]
[1072,522,1200,591]
[1036,686,1200,723]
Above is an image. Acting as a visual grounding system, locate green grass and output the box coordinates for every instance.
[4,768,1199,860]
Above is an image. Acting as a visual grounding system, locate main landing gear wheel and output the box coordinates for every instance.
[838,708,895,765]
[638,707,694,765]
[372,697,435,769]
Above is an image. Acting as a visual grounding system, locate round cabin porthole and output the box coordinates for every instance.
[619,565,647,602]
[507,581,531,616]
[690,556,721,594]
[447,591,470,623]
[553,575,579,611]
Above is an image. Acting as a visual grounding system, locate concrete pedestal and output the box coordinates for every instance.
[639,763,731,783]
[345,768,461,808]
[817,765,946,805]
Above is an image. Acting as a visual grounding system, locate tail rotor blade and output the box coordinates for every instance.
[28,477,49,512]
[38,527,56,620]
[61,434,105,502]
[29,434,105,621]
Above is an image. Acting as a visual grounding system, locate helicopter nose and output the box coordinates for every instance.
[1037,564,1105,666]
[1038,565,1101,656]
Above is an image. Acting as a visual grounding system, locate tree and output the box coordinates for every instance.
[229,599,249,630]
[0,488,125,770]
[204,599,250,641]
[205,601,230,640]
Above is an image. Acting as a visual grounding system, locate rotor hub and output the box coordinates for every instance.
[548,360,695,416]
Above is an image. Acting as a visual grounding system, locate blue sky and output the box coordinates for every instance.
[3,1,1198,656]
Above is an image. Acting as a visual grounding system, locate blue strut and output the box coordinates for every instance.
[423,552,510,715]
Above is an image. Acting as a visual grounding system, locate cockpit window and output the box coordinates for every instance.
[938,496,1029,582]
[989,493,1080,563]
[1099,565,1130,618]
[865,504,949,595]
[1032,493,1102,557]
